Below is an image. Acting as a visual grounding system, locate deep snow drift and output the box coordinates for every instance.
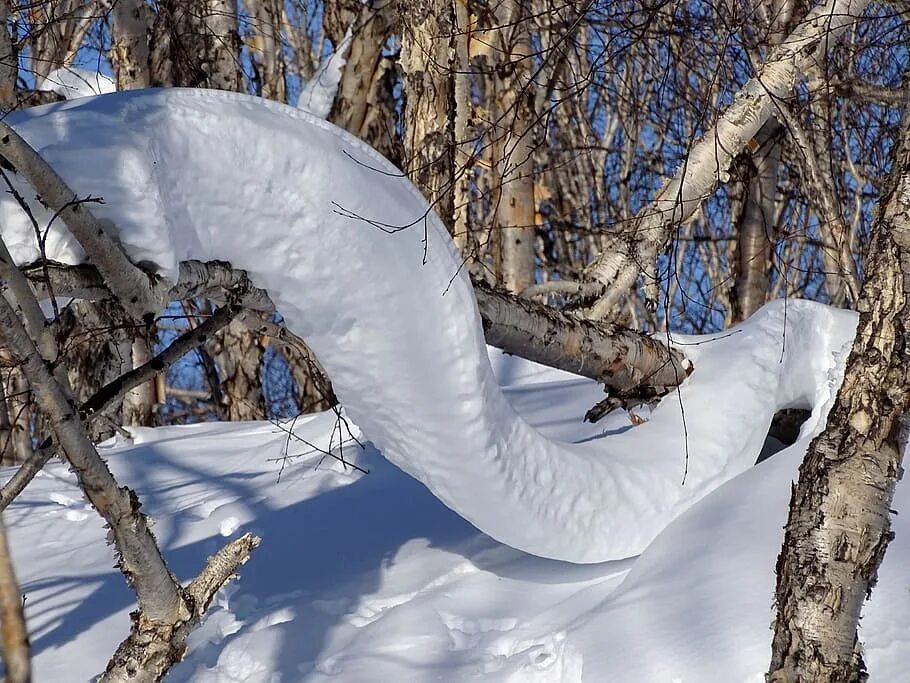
[5,346,909,682]
[0,88,866,562]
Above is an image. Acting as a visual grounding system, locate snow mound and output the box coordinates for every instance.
[0,89,856,562]
[7,352,908,681]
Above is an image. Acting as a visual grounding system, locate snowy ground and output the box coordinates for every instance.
[7,343,910,682]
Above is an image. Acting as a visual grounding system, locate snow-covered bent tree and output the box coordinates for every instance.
[0,89,848,565]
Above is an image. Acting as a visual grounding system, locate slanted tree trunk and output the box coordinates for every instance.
[768,88,910,682]
[325,0,400,165]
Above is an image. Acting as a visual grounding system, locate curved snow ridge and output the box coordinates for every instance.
[0,89,857,562]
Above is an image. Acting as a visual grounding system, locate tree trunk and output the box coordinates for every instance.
[245,0,287,101]
[111,0,153,90]
[325,0,400,165]
[768,88,910,682]
[0,512,29,683]
[0,0,17,113]
[208,317,267,421]
[399,0,457,230]
[732,122,781,322]
[0,361,33,465]
[490,0,536,293]
[122,336,156,427]
[154,0,242,91]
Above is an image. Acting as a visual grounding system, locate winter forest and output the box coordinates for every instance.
[0,0,908,681]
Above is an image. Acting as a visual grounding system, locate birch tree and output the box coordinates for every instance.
[583,0,872,319]
[768,80,910,682]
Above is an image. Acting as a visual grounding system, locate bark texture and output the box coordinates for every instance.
[489,0,536,293]
[768,90,910,682]
[326,0,400,164]
[0,363,33,465]
[475,282,690,402]
[111,0,153,90]
[208,316,267,421]
[0,0,17,112]
[400,0,457,229]
[245,0,287,101]
[732,126,780,322]
[153,0,242,91]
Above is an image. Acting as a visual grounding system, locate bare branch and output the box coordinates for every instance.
[80,304,241,421]
[0,440,55,513]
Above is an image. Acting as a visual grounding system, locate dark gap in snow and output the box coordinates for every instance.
[756,408,812,464]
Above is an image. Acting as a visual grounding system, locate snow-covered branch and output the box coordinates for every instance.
[0,121,164,322]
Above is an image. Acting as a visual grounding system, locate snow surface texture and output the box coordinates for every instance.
[0,89,856,562]
[7,349,909,681]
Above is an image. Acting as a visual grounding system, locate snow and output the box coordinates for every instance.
[37,67,115,99]
[297,28,351,118]
[5,348,909,682]
[0,88,907,678]
[0,88,859,562]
